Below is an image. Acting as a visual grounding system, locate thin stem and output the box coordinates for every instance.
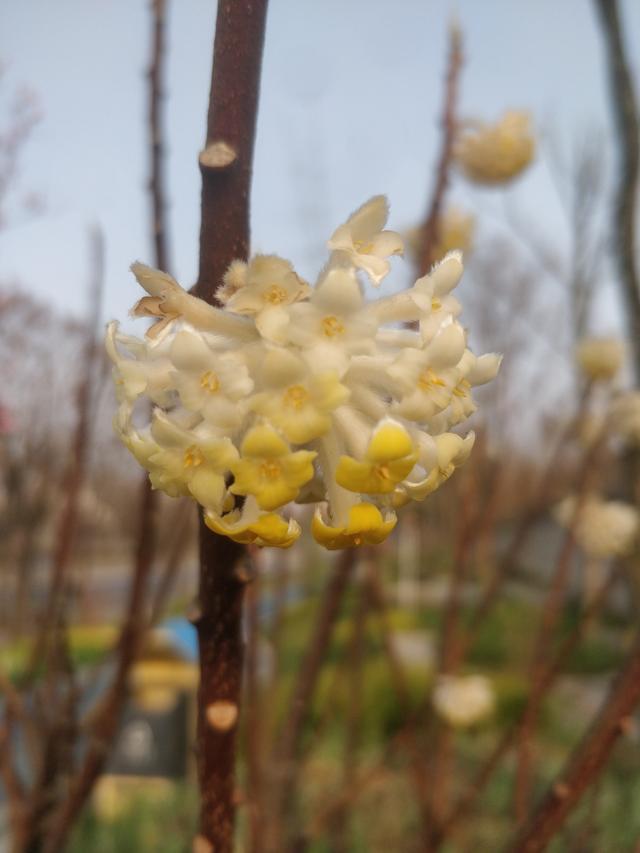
[191,2,269,850]
[417,22,463,276]
[514,431,607,820]
[429,565,620,851]
[505,630,640,853]
[267,548,358,851]
[39,3,172,845]
[43,478,157,853]
[594,0,640,382]
[149,0,171,273]
[245,553,265,853]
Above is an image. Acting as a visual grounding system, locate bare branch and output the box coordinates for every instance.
[417,22,463,276]
[594,0,640,380]
[506,630,640,852]
[189,2,269,850]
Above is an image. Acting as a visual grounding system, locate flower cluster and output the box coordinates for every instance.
[555,495,639,559]
[406,206,475,267]
[576,337,624,383]
[108,196,501,549]
[454,110,535,185]
[432,674,495,729]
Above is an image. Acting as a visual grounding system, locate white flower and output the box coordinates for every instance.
[555,495,639,559]
[432,674,495,728]
[105,321,174,406]
[576,337,624,382]
[327,195,404,285]
[285,266,378,374]
[219,254,310,343]
[108,195,500,548]
[455,111,535,186]
[168,327,253,430]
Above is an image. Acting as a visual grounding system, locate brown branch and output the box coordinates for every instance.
[189,2,269,850]
[505,629,640,853]
[514,430,607,821]
[192,0,268,305]
[37,2,174,844]
[417,22,463,277]
[594,0,640,382]
[461,382,594,658]
[149,498,193,626]
[429,564,620,850]
[25,227,104,682]
[244,553,265,853]
[267,548,358,851]
[43,477,157,853]
[329,577,369,853]
[149,0,171,273]
[421,473,491,846]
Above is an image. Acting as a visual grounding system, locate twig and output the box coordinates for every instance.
[505,630,640,853]
[594,0,640,382]
[417,22,463,276]
[149,498,193,626]
[245,550,265,853]
[267,548,358,851]
[329,576,369,853]
[43,477,157,853]
[189,2,269,850]
[430,564,620,850]
[148,0,171,273]
[514,429,607,820]
[461,382,594,657]
[25,227,104,682]
[39,2,173,844]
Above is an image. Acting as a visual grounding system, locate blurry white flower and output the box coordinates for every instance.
[432,674,495,728]
[327,195,404,285]
[107,196,500,549]
[405,206,475,266]
[555,495,639,559]
[576,337,624,382]
[611,391,640,446]
[217,254,310,343]
[455,111,534,185]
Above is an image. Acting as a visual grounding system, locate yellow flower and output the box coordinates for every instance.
[576,337,624,382]
[148,411,239,510]
[250,349,350,444]
[205,501,301,548]
[312,503,397,550]
[230,424,316,510]
[455,111,534,185]
[406,207,475,266]
[335,419,417,494]
[402,431,475,501]
[327,195,404,286]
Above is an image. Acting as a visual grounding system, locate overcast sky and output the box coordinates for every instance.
[1,0,639,330]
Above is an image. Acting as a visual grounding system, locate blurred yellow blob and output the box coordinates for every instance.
[455,110,534,185]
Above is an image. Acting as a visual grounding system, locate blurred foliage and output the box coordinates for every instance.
[69,784,197,853]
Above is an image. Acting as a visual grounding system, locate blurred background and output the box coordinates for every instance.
[1,1,640,851]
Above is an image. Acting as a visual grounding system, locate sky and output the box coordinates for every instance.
[1,0,639,329]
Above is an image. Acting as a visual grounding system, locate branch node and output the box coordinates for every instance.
[192,835,214,853]
[553,781,570,800]
[206,700,239,732]
[199,141,238,171]
[233,559,255,584]
[187,601,203,626]
[618,714,636,737]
